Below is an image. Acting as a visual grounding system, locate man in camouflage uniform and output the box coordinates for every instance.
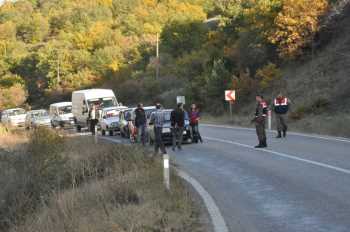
[252,94,268,148]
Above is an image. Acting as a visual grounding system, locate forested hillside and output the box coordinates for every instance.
[0,0,347,118]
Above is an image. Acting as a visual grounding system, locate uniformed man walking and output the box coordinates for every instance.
[273,93,289,138]
[252,94,268,148]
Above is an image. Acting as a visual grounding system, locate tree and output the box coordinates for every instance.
[268,0,328,58]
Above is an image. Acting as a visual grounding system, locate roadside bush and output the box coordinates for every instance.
[0,128,201,232]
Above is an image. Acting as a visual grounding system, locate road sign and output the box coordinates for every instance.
[177,96,186,105]
[225,90,236,101]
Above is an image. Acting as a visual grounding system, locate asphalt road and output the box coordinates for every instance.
[168,124,350,232]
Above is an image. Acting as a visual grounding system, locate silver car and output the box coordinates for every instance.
[25,110,51,130]
[99,106,128,136]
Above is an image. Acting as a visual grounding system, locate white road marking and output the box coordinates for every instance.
[176,169,229,232]
[202,124,350,144]
[98,136,123,144]
[204,136,350,175]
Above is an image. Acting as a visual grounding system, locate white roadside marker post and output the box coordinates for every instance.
[268,109,272,131]
[163,154,170,190]
[94,125,98,144]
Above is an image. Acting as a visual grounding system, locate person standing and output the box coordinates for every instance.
[89,104,98,135]
[189,104,203,143]
[171,103,185,151]
[252,95,268,148]
[273,93,289,138]
[134,103,147,145]
[149,103,167,155]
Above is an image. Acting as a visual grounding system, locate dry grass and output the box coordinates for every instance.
[0,127,202,232]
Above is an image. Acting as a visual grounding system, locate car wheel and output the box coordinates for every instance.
[102,129,106,136]
[109,130,113,136]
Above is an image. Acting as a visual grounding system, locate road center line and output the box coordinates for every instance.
[204,136,350,175]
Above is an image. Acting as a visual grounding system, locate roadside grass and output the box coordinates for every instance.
[0,124,27,151]
[0,127,203,232]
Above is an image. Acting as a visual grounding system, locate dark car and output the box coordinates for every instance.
[148,109,192,145]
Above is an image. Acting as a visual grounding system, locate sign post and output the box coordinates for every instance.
[225,90,236,121]
[176,96,185,105]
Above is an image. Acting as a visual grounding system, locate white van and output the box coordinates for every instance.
[1,108,27,127]
[72,89,118,131]
[49,102,74,128]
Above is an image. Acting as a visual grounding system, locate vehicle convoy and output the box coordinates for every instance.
[98,106,128,136]
[25,109,51,129]
[72,89,119,132]
[49,102,74,128]
[1,108,26,127]
[148,109,191,145]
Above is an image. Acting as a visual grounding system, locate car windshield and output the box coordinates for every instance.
[8,109,26,116]
[104,109,119,118]
[32,111,48,118]
[58,106,72,115]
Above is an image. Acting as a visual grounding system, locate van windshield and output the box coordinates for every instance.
[88,97,118,109]
[58,106,72,115]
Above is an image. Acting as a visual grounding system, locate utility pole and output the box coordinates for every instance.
[156,32,159,80]
[57,52,60,88]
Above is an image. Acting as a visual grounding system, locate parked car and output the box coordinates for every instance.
[1,108,26,127]
[119,106,156,143]
[98,106,128,136]
[119,108,136,141]
[25,110,51,129]
[49,102,74,128]
[148,109,192,145]
[72,89,119,132]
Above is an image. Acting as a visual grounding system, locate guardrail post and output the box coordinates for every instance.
[163,154,170,190]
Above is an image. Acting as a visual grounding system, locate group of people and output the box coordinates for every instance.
[135,102,203,155]
[253,93,290,148]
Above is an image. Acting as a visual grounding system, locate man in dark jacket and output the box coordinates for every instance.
[171,103,185,151]
[134,103,147,145]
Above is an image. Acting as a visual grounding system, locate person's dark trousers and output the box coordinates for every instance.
[172,127,184,150]
[154,127,166,155]
[137,124,146,145]
[191,123,203,143]
[255,120,267,147]
[90,119,97,135]
[276,114,288,137]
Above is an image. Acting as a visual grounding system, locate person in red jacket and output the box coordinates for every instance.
[189,104,203,143]
[273,93,290,138]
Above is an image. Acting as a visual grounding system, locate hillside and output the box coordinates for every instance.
[0,0,349,136]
